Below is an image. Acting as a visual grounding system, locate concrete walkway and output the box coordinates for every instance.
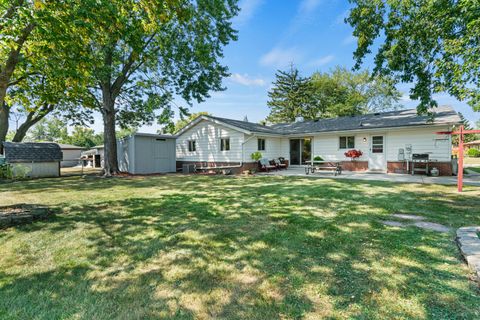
[258,167,480,186]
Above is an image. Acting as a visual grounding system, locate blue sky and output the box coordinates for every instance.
[83,0,480,132]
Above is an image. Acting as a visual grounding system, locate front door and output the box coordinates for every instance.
[368,135,386,171]
[290,139,312,165]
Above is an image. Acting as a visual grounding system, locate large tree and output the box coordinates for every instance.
[0,1,90,144]
[77,0,239,175]
[266,66,401,123]
[347,0,480,114]
[266,66,312,123]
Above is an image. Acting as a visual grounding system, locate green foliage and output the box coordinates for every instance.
[250,151,263,162]
[266,65,401,123]
[162,111,210,134]
[347,0,480,113]
[116,127,138,140]
[26,118,68,143]
[313,156,324,161]
[467,148,480,158]
[0,164,13,179]
[64,127,104,149]
[266,65,312,123]
[452,112,477,146]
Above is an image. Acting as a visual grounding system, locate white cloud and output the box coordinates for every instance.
[233,0,264,25]
[298,0,322,15]
[309,54,335,67]
[259,47,302,68]
[342,35,357,45]
[229,73,266,86]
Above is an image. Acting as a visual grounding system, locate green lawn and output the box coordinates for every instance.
[467,166,480,173]
[1,175,479,319]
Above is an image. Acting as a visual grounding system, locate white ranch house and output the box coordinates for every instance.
[176,106,460,175]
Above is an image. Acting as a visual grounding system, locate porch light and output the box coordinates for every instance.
[363,137,367,143]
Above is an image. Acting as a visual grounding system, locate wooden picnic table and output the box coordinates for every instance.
[305,160,342,176]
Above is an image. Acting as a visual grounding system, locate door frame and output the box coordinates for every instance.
[368,134,387,171]
[289,137,312,166]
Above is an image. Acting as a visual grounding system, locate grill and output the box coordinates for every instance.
[411,153,430,175]
[412,153,429,160]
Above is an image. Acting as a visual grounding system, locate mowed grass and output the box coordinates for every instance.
[0,175,479,319]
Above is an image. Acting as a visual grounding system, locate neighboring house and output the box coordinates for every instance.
[117,133,176,174]
[1,142,62,178]
[176,106,460,175]
[81,145,104,168]
[55,143,85,167]
[464,140,480,150]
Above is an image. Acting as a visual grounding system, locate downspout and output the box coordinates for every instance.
[226,133,257,169]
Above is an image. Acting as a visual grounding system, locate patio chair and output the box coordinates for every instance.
[278,157,288,168]
[274,158,287,170]
[259,158,277,172]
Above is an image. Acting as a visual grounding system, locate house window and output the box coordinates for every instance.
[220,138,230,151]
[258,138,266,151]
[339,136,355,149]
[371,136,384,153]
[188,140,196,152]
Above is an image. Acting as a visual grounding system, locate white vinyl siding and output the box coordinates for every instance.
[385,126,451,161]
[312,134,368,161]
[243,135,285,162]
[176,120,244,162]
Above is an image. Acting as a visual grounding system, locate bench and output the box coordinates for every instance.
[305,161,342,176]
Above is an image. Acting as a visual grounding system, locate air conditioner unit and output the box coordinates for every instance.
[182,164,196,174]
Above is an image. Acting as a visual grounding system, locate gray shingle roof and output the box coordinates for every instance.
[205,106,460,135]
[206,115,279,134]
[271,106,460,134]
[2,142,63,163]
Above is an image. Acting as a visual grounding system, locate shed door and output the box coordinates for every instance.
[153,139,170,172]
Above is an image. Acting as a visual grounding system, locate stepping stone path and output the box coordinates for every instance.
[456,226,480,283]
[381,213,451,233]
[391,214,425,221]
[381,220,407,227]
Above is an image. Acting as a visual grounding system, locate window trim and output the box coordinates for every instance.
[187,140,196,152]
[220,137,230,151]
[339,136,355,149]
[257,138,266,151]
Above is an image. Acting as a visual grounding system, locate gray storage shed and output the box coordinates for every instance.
[117,133,176,174]
[2,142,62,178]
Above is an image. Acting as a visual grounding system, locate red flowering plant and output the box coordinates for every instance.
[344,149,363,161]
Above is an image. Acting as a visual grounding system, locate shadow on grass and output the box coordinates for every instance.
[1,175,480,319]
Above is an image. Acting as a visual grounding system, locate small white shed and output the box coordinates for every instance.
[117,133,176,174]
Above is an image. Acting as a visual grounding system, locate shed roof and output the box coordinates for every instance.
[2,142,63,163]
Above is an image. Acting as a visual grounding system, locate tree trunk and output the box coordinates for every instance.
[0,22,35,144]
[0,102,9,144]
[101,85,119,176]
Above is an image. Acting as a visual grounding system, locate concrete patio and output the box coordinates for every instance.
[258,167,480,186]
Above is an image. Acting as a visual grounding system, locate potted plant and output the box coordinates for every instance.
[251,151,262,162]
[344,149,363,161]
[313,156,324,161]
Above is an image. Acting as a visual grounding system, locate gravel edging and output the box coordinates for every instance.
[456,226,480,283]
